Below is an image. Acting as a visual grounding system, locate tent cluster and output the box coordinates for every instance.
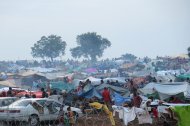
[140,82,190,100]
[0,55,189,126]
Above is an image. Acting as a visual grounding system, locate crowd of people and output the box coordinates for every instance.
[0,74,190,126]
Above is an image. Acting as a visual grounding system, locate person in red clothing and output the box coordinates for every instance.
[1,91,6,97]
[102,87,112,109]
[132,92,142,108]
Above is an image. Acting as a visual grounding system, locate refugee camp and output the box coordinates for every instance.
[0,0,190,126]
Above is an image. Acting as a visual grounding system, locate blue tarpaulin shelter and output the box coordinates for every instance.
[113,92,131,106]
[80,88,102,99]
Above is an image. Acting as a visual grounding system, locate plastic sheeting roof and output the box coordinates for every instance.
[140,82,189,100]
[96,83,128,94]
[84,77,126,86]
[80,88,102,99]
[0,80,16,87]
[18,70,43,77]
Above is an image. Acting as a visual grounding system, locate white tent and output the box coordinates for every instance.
[84,77,127,86]
[156,70,181,76]
[155,74,176,82]
[140,82,189,100]
[42,72,73,80]
[104,77,126,84]
[139,82,156,95]
[85,76,102,85]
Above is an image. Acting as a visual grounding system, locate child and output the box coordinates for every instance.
[58,105,64,126]
[67,106,75,126]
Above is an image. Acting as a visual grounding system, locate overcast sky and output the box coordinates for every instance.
[0,0,189,61]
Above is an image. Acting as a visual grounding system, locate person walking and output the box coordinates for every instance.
[102,87,112,109]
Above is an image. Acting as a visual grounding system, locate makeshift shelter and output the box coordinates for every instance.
[139,82,189,100]
[38,81,75,93]
[132,70,152,77]
[39,72,73,80]
[155,75,176,82]
[122,92,131,98]
[96,83,129,95]
[18,70,40,77]
[0,80,16,87]
[113,92,131,105]
[84,77,127,86]
[72,79,82,88]
[80,88,102,99]
[83,84,93,92]
[52,82,74,92]
[104,77,126,84]
[85,76,102,86]
[157,70,182,76]
[73,72,87,80]
[18,70,48,86]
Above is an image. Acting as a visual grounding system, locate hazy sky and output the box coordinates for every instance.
[0,0,190,60]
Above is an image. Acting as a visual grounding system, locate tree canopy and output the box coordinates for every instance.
[188,47,190,58]
[70,32,111,61]
[121,53,137,61]
[31,35,66,61]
